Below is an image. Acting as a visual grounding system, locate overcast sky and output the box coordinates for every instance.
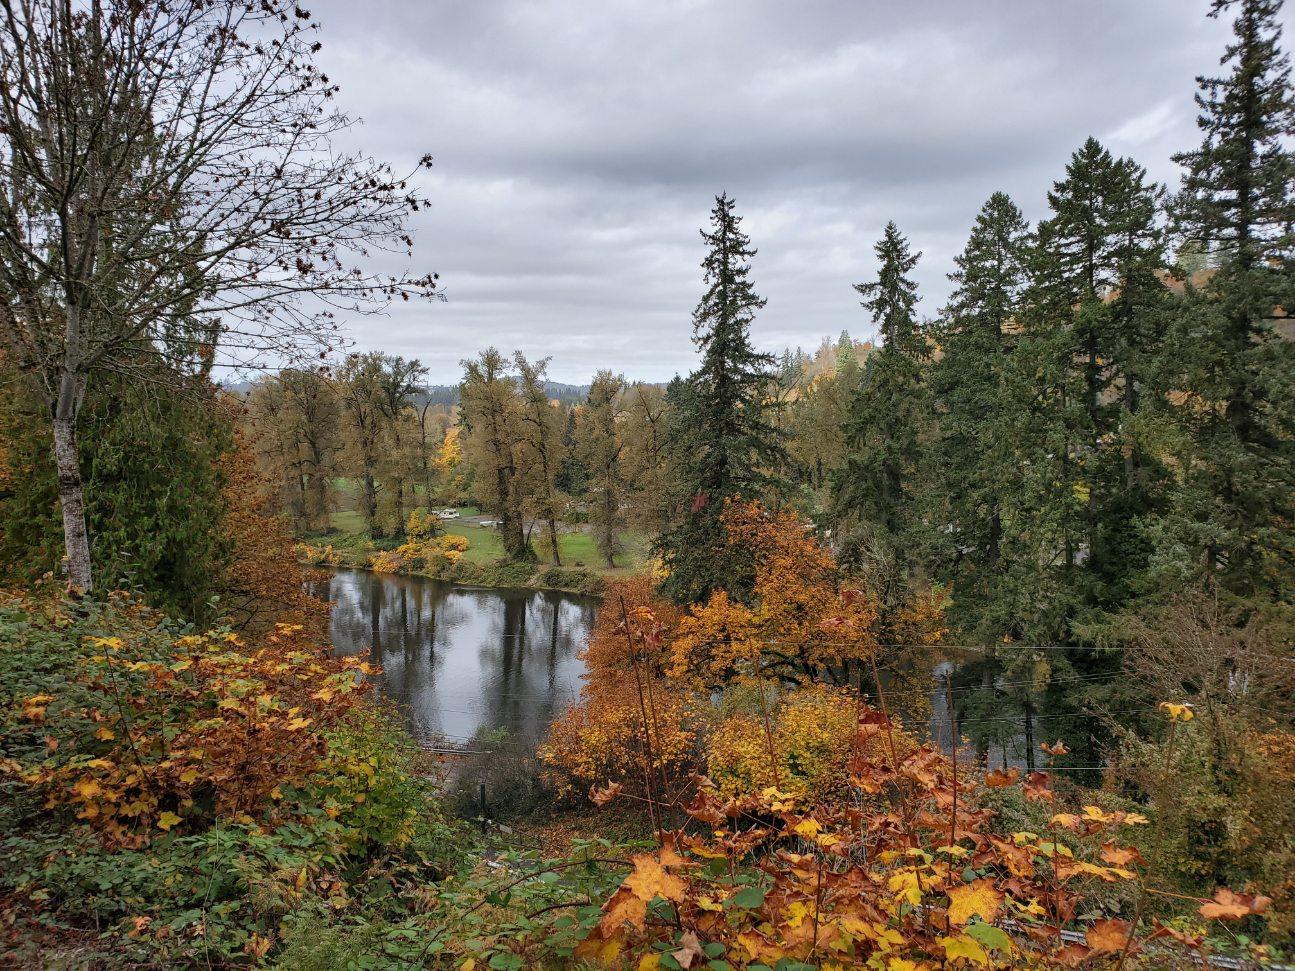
[305,0,1283,385]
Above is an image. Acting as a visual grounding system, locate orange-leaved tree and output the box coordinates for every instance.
[217,415,330,640]
[669,500,946,689]
[540,577,702,811]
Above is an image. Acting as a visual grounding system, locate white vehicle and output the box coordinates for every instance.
[478,518,501,527]
[435,508,460,520]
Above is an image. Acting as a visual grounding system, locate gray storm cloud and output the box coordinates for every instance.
[304,0,1262,384]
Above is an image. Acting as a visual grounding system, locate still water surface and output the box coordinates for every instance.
[322,568,596,751]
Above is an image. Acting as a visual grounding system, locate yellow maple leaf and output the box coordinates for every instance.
[887,868,923,907]
[574,933,625,964]
[624,854,687,902]
[947,878,1003,926]
[157,811,182,831]
[793,817,823,839]
[941,933,992,966]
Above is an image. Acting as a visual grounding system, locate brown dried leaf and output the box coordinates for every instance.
[1086,917,1132,954]
[1199,887,1272,921]
[984,767,1020,787]
[671,930,705,969]
[589,780,622,806]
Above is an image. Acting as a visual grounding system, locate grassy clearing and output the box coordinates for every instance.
[312,500,650,593]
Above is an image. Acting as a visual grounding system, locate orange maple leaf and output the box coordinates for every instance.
[984,767,1020,787]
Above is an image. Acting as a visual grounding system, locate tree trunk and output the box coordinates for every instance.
[547,516,561,566]
[362,471,379,536]
[394,477,406,538]
[52,415,92,593]
[976,666,993,766]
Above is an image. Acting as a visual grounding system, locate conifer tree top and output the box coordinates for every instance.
[1173,0,1295,264]
[693,193,767,348]
[855,221,925,356]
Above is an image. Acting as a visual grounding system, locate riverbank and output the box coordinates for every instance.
[299,509,652,596]
[302,542,615,596]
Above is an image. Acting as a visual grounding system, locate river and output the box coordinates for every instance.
[322,568,596,754]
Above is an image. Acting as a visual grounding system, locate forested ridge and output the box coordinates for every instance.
[1,0,1293,968]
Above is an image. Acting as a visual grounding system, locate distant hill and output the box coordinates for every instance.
[220,377,595,406]
[414,380,592,407]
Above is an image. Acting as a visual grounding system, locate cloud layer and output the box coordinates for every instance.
[307,0,1268,384]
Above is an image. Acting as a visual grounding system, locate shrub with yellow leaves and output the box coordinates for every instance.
[709,683,905,802]
[2,590,372,847]
[0,587,457,968]
[369,533,471,576]
[294,541,342,567]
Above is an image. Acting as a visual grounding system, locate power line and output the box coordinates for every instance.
[949,706,1192,727]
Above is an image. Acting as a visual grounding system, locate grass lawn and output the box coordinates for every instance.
[432,520,648,572]
[321,506,649,575]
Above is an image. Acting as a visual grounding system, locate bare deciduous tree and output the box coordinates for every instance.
[0,0,438,591]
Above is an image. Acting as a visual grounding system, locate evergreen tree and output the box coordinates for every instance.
[656,194,785,604]
[0,366,231,623]
[1160,0,1295,599]
[930,192,1031,641]
[985,145,1170,769]
[554,408,589,498]
[834,330,857,373]
[833,222,931,573]
[1014,140,1168,621]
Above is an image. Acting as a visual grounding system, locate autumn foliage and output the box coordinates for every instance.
[669,501,947,687]
[2,590,373,848]
[574,706,1273,969]
[537,502,1280,967]
[217,419,331,640]
[542,502,945,806]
